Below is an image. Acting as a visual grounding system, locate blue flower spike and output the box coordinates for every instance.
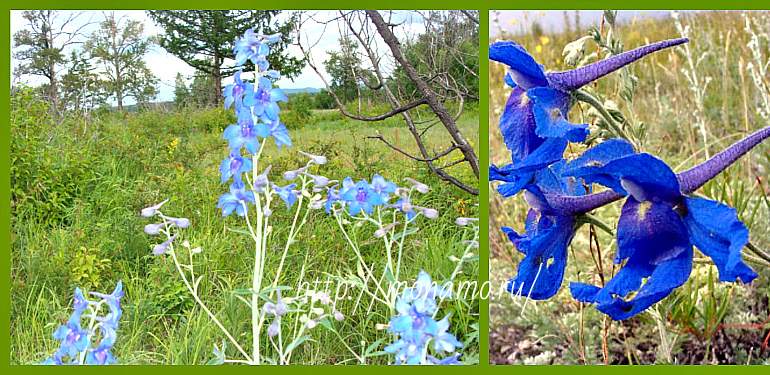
[385,271,462,365]
[42,281,124,365]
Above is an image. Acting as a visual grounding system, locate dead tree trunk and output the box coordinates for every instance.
[366,10,480,181]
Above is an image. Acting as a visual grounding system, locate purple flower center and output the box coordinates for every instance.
[356,189,368,203]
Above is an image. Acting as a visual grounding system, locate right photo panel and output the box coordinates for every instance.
[488,10,770,365]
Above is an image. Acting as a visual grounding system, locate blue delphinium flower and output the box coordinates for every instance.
[249,77,287,122]
[564,146,757,320]
[499,127,770,317]
[233,29,280,68]
[42,281,124,365]
[85,327,117,365]
[218,28,292,215]
[489,38,688,197]
[273,183,298,209]
[217,183,256,217]
[502,161,586,299]
[52,321,90,358]
[340,178,385,215]
[266,118,292,148]
[324,185,341,213]
[370,174,398,201]
[223,70,253,110]
[385,271,461,365]
[393,196,417,220]
[220,150,253,184]
[223,115,261,154]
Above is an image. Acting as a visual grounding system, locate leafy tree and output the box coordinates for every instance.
[189,73,217,108]
[324,36,366,103]
[147,10,303,106]
[173,73,190,108]
[86,13,157,111]
[60,50,107,112]
[313,89,336,110]
[13,11,90,110]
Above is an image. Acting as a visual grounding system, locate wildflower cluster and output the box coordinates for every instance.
[323,174,436,220]
[218,28,290,217]
[491,36,770,320]
[136,27,473,365]
[385,271,462,365]
[42,282,124,365]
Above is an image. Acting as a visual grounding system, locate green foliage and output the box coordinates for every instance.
[147,10,303,106]
[60,50,108,112]
[324,36,371,103]
[313,89,336,110]
[86,12,158,110]
[10,87,94,227]
[173,73,191,108]
[666,265,733,341]
[391,11,479,102]
[10,93,479,364]
[12,10,69,106]
[283,93,315,128]
[69,246,112,291]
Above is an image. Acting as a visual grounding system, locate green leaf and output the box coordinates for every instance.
[284,335,313,353]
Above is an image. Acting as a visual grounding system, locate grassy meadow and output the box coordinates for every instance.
[489,11,770,364]
[10,89,480,365]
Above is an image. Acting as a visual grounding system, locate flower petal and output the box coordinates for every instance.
[528,87,588,142]
[590,153,681,202]
[563,138,636,192]
[489,41,548,89]
[682,197,757,283]
[576,198,693,320]
[506,215,574,300]
[499,87,543,162]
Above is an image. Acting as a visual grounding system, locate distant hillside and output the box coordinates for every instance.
[283,87,322,95]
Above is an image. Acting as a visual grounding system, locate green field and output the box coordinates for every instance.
[489,11,770,365]
[10,90,480,365]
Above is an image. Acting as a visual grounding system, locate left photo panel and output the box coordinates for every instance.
[10,10,480,365]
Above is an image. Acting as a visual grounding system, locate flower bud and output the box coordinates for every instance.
[299,150,327,165]
[404,178,429,194]
[169,217,190,228]
[144,223,164,235]
[305,319,317,329]
[141,199,169,217]
[333,311,344,321]
[268,320,280,338]
[421,207,439,219]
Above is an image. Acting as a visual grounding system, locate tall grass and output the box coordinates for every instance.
[10,90,480,364]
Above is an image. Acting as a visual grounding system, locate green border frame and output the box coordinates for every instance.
[2,1,769,372]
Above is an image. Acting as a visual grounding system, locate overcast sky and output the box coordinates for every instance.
[489,10,671,38]
[10,10,427,105]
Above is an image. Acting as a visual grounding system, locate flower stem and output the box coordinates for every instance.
[746,241,770,265]
[574,89,634,146]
